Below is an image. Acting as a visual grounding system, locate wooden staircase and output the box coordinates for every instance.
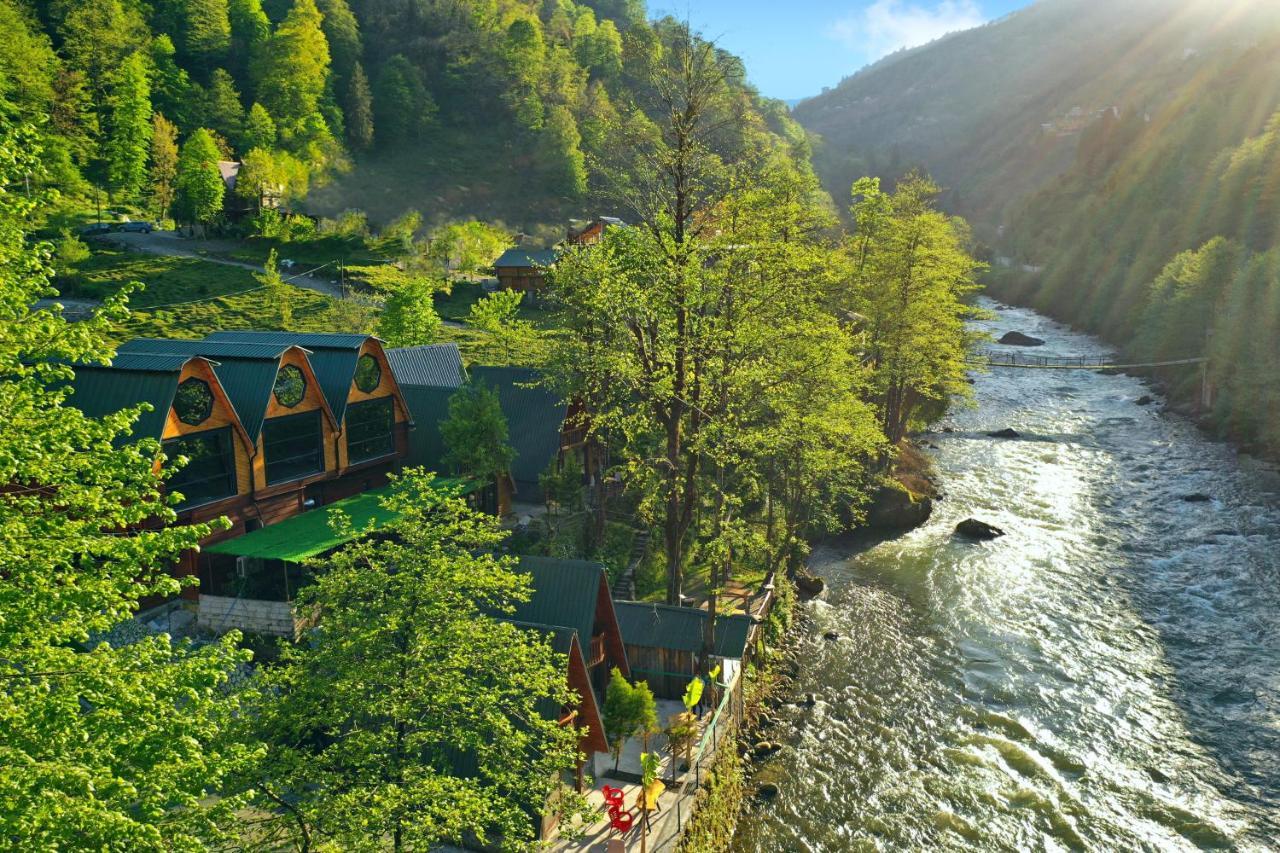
[612,530,649,601]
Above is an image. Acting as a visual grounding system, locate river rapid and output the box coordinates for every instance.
[734,301,1280,852]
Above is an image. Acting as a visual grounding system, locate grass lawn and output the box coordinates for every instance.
[61,249,259,309]
[225,235,387,269]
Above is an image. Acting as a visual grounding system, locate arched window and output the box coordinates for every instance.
[273,364,306,408]
[174,378,214,426]
[354,353,381,393]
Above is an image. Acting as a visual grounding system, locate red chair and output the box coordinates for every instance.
[608,807,635,835]
[602,785,625,809]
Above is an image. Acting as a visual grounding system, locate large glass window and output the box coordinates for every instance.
[346,397,394,463]
[264,410,324,484]
[164,427,236,508]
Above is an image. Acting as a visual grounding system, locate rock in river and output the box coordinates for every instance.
[757,782,780,801]
[1182,493,1212,503]
[866,483,934,530]
[1136,395,1155,406]
[794,570,825,598]
[987,428,1021,439]
[998,331,1046,346]
[753,741,782,759]
[955,518,1006,540]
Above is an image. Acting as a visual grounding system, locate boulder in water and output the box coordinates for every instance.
[987,428,1021,439]
[998,331,1046,346]
[753,741,782,759]
[756,782,780,801]
[955,518,1006,540]
[823,631,840,641]
[866,483,934,530]
[794,570,825,598]
[1182,493,1212,503]
[1135,395,1155,406]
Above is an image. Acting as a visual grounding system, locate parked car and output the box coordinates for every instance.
[78,222,115,236]
[118,221,155,233]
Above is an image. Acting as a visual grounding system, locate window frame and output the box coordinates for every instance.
[163,426,237,509]
[263,410,325,485]
[345,396,396,464]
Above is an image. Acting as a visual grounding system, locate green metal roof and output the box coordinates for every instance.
[207,332,373,423]
[386,344,465,389]
[69,361,187,441]
[469,367,567,498]
[614,601,753,659]
[204,478,477,562]
[400,386,455,471]
[509,556,606,648]
[118,339,290,441]
[493,248,559,269]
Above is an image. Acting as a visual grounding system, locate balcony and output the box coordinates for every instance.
[588,633,607,667]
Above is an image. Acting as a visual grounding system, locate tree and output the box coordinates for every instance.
[427,221,513,276]
[149,34,201,133]
[184,0,231,69]
[602,667,636,771]
[102,51,152,200]
[0,116,253,851]
[204,69,245,151]
[242,101,277,151]
[466,288,537,363]
[150,113,180,220]
[373,54,435,146]
[256,248,295,329]
[846,173,984,444]
[440,380,515,483]
[538,105,587,197]
[174,128,225,230]
[343,61,374,150]
[316,0,361,85]
[246,472,585,850]
[633,678,658,751]
[377,276,442,347]
[228,0,270,81]
[251,0,332,147]
[234,147,278,212]
[57,0,147,110]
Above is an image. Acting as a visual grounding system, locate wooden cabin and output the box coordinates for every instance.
[613,601,753,700]
[493,247,559,295]
[566,216,625,246]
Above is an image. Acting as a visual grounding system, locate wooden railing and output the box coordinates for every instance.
[588,633,607,667]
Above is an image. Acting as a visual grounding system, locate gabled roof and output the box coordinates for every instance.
[386,344,465,389]
[509,556,607,648]
[206,332,379,425]
[399,386,455,471]
[614,601,753,659]
[469,366,567,489]
[493,247,559,269]
[118,338,305,442]
[69,356,196,441]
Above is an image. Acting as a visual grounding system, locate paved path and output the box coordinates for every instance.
[105,231,345,299]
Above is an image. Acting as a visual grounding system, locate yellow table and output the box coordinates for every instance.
[633,779,665,813]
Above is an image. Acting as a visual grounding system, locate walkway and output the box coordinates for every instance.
[969,349,1207,370]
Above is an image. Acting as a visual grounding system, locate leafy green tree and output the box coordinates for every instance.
[242,101,277,151]
[57,0,147,109]
[441,380,515,483]
[251,0,332,147]
[846,173,984,444]
[602,667,637,771]
[247,473,584,849]
[227,0,271,80]
[427,220,513,275]
[316,0,361,85]
[256,247,295,329]
[466,288,536,363]
[502,17,546,130]
[102,51,152,200]
[184,0,232,69]
[343,60,374,150]
[148,34,202,133]
[538,104,587,197]
[149,113,180,219]
[377,276,442,347]
[0,116,253,851]
[373,54,435,146]
[0,0,57,120]
[204,69,245,151]
[174,128,225,230]
[633,678,659,751]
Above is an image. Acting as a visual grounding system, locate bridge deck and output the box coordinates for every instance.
[968,351,1207,370]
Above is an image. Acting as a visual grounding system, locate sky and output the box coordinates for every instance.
[648,0,1034,101]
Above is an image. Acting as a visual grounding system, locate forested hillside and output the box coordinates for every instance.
[795,0,1280,455]
[4,0,806,230]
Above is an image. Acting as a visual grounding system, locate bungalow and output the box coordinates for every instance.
[493,247,560,296]
[613,601,754,700]
[72,333,415,634]
[566,216,626,246]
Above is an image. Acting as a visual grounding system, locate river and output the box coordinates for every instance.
[734,301,1280,851]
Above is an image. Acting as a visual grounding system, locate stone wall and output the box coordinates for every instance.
[198,594,297,637]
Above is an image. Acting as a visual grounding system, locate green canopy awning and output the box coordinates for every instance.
[204,478,476,562]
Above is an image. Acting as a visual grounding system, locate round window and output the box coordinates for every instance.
[354,353,381,393]
[173,378,214,426]
[273,364,306,408]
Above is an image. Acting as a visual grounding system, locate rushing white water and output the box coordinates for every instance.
[735,301,1280,851]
